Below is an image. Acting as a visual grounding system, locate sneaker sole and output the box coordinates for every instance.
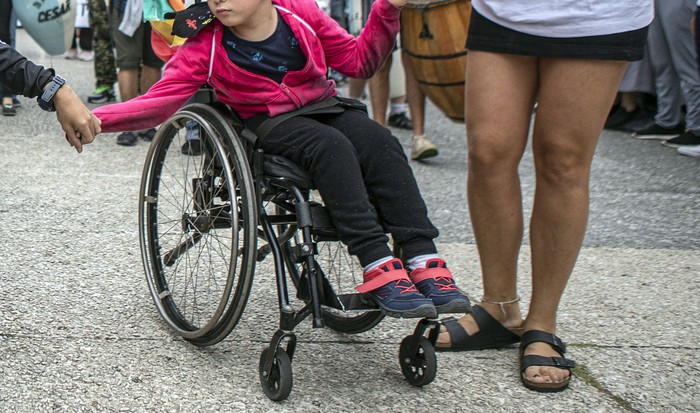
[661,140,700,149]
[362,295,437,319]
[660,140,682,148]
[632,133,680,140]
[678,148,700,157]
[435,299,472,314]
[411,148,438,161]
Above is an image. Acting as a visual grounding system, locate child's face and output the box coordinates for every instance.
[207,0,266,27]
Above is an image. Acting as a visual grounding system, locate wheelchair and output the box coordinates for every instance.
[137,89,440,401]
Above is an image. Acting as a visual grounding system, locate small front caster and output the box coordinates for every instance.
[398,335,437,386]
[259,347,293,401]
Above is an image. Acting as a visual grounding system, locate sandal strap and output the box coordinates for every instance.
[520,330,567,355]
[440,316,469,344]
[520,354,576,373]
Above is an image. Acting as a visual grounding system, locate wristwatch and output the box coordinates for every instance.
[37,75,66,112]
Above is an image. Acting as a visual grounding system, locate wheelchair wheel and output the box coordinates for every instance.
[279,201,384,334]
[139,103,257,346]
[259,347,293,401]
[399,335,437,387]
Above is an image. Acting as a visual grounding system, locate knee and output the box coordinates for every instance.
[309,134,357,167]
[467,139,520,178]
[534,147,591,189]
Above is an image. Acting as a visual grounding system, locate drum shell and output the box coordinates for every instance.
[401,0,471,122]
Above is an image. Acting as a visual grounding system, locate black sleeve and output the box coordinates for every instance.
[0,41,55,98]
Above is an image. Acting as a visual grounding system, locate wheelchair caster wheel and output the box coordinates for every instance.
[399,335,437,386]
[259,347,293,401]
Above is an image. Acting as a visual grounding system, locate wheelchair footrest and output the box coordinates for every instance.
[337,293,379,311]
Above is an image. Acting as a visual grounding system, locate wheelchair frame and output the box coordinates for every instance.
[138,92,440,401]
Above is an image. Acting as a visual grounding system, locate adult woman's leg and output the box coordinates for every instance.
[437,51,538,346]
[523,57,628,385]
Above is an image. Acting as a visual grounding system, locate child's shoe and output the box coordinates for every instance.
[357,258,437,318]
[410,258,472,314]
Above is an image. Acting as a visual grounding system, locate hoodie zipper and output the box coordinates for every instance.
[279,83,302,109]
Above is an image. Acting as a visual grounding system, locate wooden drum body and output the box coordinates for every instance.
[401,0,471,122]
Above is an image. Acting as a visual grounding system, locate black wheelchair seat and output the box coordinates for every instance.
[262,154,314,190]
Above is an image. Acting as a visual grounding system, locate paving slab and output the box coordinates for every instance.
[0,28,698,412]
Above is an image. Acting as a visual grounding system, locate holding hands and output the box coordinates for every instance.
[54,86,102,153]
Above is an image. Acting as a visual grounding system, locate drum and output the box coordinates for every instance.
[401,0,471,122]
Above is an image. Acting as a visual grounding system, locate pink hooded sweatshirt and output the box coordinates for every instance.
[94,0,401,133]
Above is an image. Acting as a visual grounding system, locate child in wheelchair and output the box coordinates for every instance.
[92,0,472,319]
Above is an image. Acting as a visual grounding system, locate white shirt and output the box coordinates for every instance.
[471,0,654,38]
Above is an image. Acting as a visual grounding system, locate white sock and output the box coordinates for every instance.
[406,254,440,271]
[389,103,408,116]
[363,256,395,273]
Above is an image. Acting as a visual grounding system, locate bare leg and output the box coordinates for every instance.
[437,51,537,349]
[401,49,425,137]
[347,78,367,100]
[369,55,392,125]
[620,91,638,111]
[139,65,162,95]
[117,68,139,102]
[523,57,627,384]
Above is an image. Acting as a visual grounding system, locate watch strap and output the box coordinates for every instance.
[38,75,66,112]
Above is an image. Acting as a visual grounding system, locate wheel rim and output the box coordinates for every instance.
[139,109,251,340]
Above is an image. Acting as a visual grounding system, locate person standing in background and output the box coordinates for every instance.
[109,0,163,146]
[679,0,700,157]
[66,0,95,61]
[632,0,700,149]
[0,0,17,116]
[87,0,118,103]
[435,0,653,393]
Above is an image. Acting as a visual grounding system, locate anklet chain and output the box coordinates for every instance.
[480,296,520,318]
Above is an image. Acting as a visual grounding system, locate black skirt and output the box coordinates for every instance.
[466,9,648,61]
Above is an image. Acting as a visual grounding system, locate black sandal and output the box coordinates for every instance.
[520,330,576,393]
[435,305,521,352]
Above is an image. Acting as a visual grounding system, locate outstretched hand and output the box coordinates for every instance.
[53,85,101,153]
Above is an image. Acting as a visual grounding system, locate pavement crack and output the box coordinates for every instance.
[573,363,641,413]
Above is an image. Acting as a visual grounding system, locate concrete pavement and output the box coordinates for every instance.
[0,29,698,412]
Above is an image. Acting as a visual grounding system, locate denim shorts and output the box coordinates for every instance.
[466,9,648,61]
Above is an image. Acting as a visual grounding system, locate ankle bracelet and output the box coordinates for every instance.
[480,296,520,318]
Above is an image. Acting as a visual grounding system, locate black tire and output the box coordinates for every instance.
[259,347,293,401]
[139,104,257,346]
[279,201,384,334]
[399,335,437,387]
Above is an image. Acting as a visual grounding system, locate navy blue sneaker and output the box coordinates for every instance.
[357,258,437,319]
[410,259,472,314]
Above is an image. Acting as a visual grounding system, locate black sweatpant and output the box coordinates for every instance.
[259,108,439,267]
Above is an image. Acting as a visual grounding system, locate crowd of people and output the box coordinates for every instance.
[0,0,693,396]
[603,0,700,158]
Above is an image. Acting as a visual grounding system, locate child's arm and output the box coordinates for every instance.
[316,0,404,78]
[93,50,208,133]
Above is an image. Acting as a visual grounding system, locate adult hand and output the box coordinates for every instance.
[53,85,102,153]
[387,0,407,8]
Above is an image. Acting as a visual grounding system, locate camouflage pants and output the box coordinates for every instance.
[89,0,117,87]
